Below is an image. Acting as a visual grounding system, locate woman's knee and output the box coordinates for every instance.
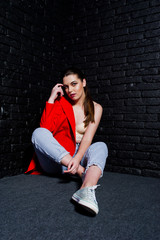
[31,127,51,144]
[91,142,108,158]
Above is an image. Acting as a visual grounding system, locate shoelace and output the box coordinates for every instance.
[87,185,100,202]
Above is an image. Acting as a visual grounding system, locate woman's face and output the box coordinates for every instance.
[63,74,86,101]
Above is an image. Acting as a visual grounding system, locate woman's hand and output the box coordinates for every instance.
[64,157,80,175]
[48,83,64,103]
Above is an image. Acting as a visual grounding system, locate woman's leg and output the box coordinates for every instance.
[72,142,108,214]
[80,141,108,188]
[32,127,70,174]
[81,166,101,188]
[32,127,84,175]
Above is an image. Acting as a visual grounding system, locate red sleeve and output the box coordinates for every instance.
[40,100,61,133]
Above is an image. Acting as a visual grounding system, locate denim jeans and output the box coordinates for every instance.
[31,127,108,176]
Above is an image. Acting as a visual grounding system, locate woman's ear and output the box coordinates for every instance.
[83,78,86,87]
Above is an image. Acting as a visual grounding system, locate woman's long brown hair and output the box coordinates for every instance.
[62,67,95,127]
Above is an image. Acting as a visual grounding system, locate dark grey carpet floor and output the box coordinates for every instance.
[0,171,160,240]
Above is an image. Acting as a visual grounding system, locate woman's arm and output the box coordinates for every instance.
[48,83,64,103]
[40,83,64,131]
[65,103,103,174]
[75,103,103,160]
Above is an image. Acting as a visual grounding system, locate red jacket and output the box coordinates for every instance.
[25,96,76,175]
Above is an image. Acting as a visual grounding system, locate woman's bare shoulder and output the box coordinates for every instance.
[93,101,103,112]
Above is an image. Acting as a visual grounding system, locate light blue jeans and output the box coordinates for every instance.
[31,128,108,176]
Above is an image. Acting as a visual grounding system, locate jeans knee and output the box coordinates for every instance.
[92,142,108,158]
[85,142,108,176]
[31,128,40,144]
[101,142,108,158]
[31,127,50,144]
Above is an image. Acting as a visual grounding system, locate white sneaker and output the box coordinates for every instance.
[72,185,100,215]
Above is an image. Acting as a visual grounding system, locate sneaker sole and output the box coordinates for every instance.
[72,194,99,215]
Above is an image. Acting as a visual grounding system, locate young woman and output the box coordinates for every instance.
[26,68,108,215]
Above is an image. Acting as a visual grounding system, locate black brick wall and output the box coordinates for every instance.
[1,0,160,178]
[62,0,160,177]
[0,0,68,177]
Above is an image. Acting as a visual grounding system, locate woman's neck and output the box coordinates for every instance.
[72,92,86,107]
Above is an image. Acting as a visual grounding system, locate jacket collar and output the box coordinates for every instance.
[59,96,75,139]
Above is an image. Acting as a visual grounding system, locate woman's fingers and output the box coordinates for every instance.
[64,161,77,174]
[48,83,64,103]
[68,161,73,169]
[54,83,63,88]
[64,161,72,173]
[60,88,64,96]
[64,168,75,174]
[56,84,64,96]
